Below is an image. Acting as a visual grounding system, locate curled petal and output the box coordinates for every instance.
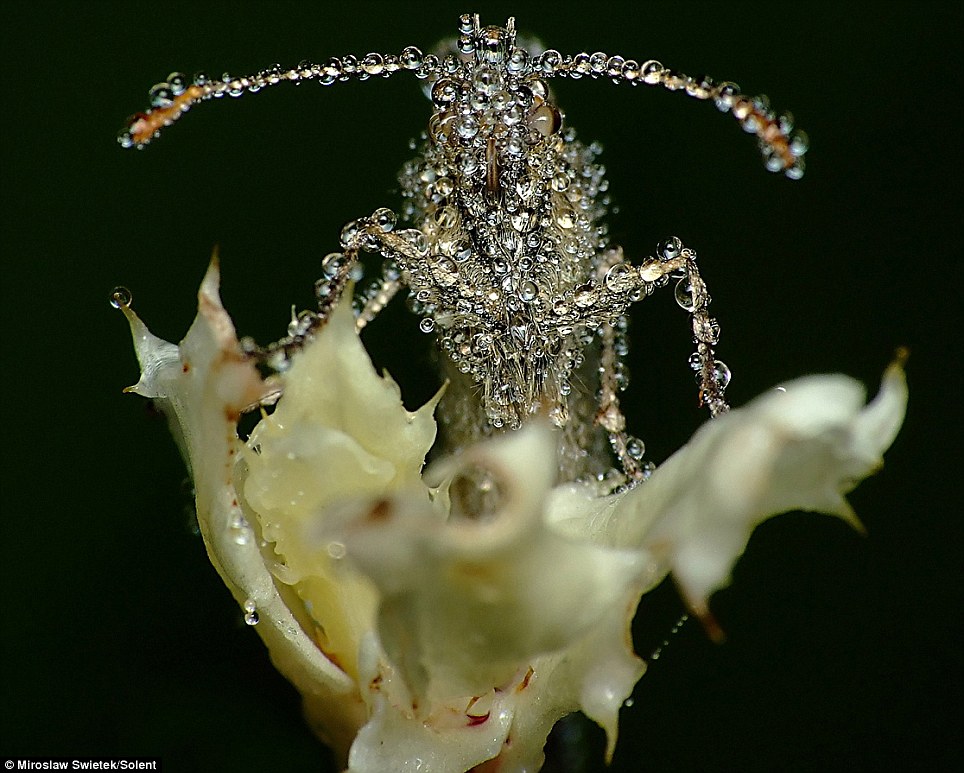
[121,258,364,758]
[596,358,908,617]
[334,425,649,767]
[243,290,440,683]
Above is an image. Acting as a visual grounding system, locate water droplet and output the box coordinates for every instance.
[785,162,805,180]
[605,264,635,293]
[419,317,436,333]
[502,104,524,126]
[327,541,346,559]
[432,78,458,107]
[339,219,363,248]
[372,207,396,233]
[243,599,260,626]
[398,229,429,255]
[711,360,731,389]
[457,114,479,139]
[573,284,596,308]
[148,83,174,108]
[789,130,809,157]
[764,151,785,173]
[658,236,682,261]
[436,176,454,196]
[321,252,345,278]
[675,277,696,311]
[623,698,635,708]
[400,46,422,70]
[109,286,132,309]
[166,72,188,95]
[361,52,384,76]
[531,104,562,137]
[626,436,645,460]
[520,280,538,302]
[554,207,576,229]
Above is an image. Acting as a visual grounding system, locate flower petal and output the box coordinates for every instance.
[334,425,649,767]
[597,359,908,617]
[121,258,364,758]
[242,290,440,682]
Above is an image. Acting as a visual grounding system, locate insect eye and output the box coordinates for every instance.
[528,103,562,137]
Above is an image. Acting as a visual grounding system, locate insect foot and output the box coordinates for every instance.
[116,13,903,773]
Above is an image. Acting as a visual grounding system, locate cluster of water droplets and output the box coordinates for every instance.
[389,22,654,431]
[242,598,259,626]
[649,614,689,661]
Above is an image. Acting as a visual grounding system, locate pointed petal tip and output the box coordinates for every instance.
[882,346,909,395]
[199,254,223,303]
[836,499,868,536]
[699,611,727,645]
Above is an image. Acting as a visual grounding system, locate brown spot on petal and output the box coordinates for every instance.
[367,499,393,522]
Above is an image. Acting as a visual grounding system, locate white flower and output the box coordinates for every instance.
[120,258,906,772]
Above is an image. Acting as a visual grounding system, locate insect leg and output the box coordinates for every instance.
[590,249,652,482]
[637,237,731,418]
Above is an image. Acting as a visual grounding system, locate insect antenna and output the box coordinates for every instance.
[534,50,808,178]
[118,48,442,149]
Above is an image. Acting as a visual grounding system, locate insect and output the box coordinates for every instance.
[115,16,913,773]
[119,12,808,492]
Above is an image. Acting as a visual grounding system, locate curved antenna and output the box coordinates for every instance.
[118,13,808,178]
[117,48,443,149]
[533,50,808,178]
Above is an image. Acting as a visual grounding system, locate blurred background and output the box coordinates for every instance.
[3,2,960,770]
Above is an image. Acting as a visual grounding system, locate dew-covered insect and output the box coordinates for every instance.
[119,12,807,490]
[114,15,895,773]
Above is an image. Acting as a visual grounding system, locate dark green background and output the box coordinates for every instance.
[3,2,960,771]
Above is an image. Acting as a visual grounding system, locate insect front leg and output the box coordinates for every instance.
[637,237,731,417]
[590,249,652,483]
[331,207,441,333]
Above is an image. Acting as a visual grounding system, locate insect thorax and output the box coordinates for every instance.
[391,25,626,475]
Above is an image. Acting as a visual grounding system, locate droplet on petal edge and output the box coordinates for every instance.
[110,286,132,309]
